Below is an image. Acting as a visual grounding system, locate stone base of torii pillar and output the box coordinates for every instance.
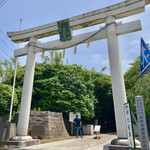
[104,138,141,150]
[0,136,40,148]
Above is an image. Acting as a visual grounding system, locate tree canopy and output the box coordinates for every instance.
[1,52,150,133]
[0,83,18,116]
[124,57,150,121]
[3,52,112,122]
[0,52,115,131]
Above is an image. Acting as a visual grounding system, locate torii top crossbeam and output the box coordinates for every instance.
[7,0,150,43]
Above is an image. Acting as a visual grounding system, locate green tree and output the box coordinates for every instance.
[32,64,96,120]
[0,83,18,116]
[100,67,107,73]
[124,57,150,134]
[0,57,22,84]
[0,60,4,80]
[52,51,63,65]
[93,74,115,131]
[0,55,114,129]
[41,51,63,66]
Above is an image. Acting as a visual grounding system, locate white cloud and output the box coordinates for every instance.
[144,37,150,44]
[101,59,109,65]
[91,54,102,62]
[129,40,140,48]
[125,40,140,56]
[127,48,137,53]
[121,60,133,73]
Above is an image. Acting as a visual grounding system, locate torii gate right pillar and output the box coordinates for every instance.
[105,16,127,138]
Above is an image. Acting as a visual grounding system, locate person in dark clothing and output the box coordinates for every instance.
[103,121,108,133]
[72,114,83,138]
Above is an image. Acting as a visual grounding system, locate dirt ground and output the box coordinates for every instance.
[14,133,117,150]
[2,133,150,150]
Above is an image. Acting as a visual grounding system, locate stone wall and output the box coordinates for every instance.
[0,116,9,139]
[28,111,69,139]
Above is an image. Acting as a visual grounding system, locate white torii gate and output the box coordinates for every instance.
[7,0,150,140]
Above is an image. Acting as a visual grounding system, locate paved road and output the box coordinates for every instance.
[15,133,117,150]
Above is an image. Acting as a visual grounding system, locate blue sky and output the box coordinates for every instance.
[0,0,150,75]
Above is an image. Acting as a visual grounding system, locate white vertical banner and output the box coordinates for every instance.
[69,112,81,122]
[124,103,136,149]
[135,96,149,150]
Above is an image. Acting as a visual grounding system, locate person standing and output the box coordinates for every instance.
[103,120,108,133]
[72,114,83,139]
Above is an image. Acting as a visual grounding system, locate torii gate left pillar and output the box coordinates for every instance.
[16,36,37,136]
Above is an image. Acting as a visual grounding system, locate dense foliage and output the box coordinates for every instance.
[0,53,115,131]
[32,64,96,120]
[0,58,21,116]
[13,62,114,123]
[124,57,150,123]
[1,52,150,133]
[93,75,115,130]
[0,83,18,116]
